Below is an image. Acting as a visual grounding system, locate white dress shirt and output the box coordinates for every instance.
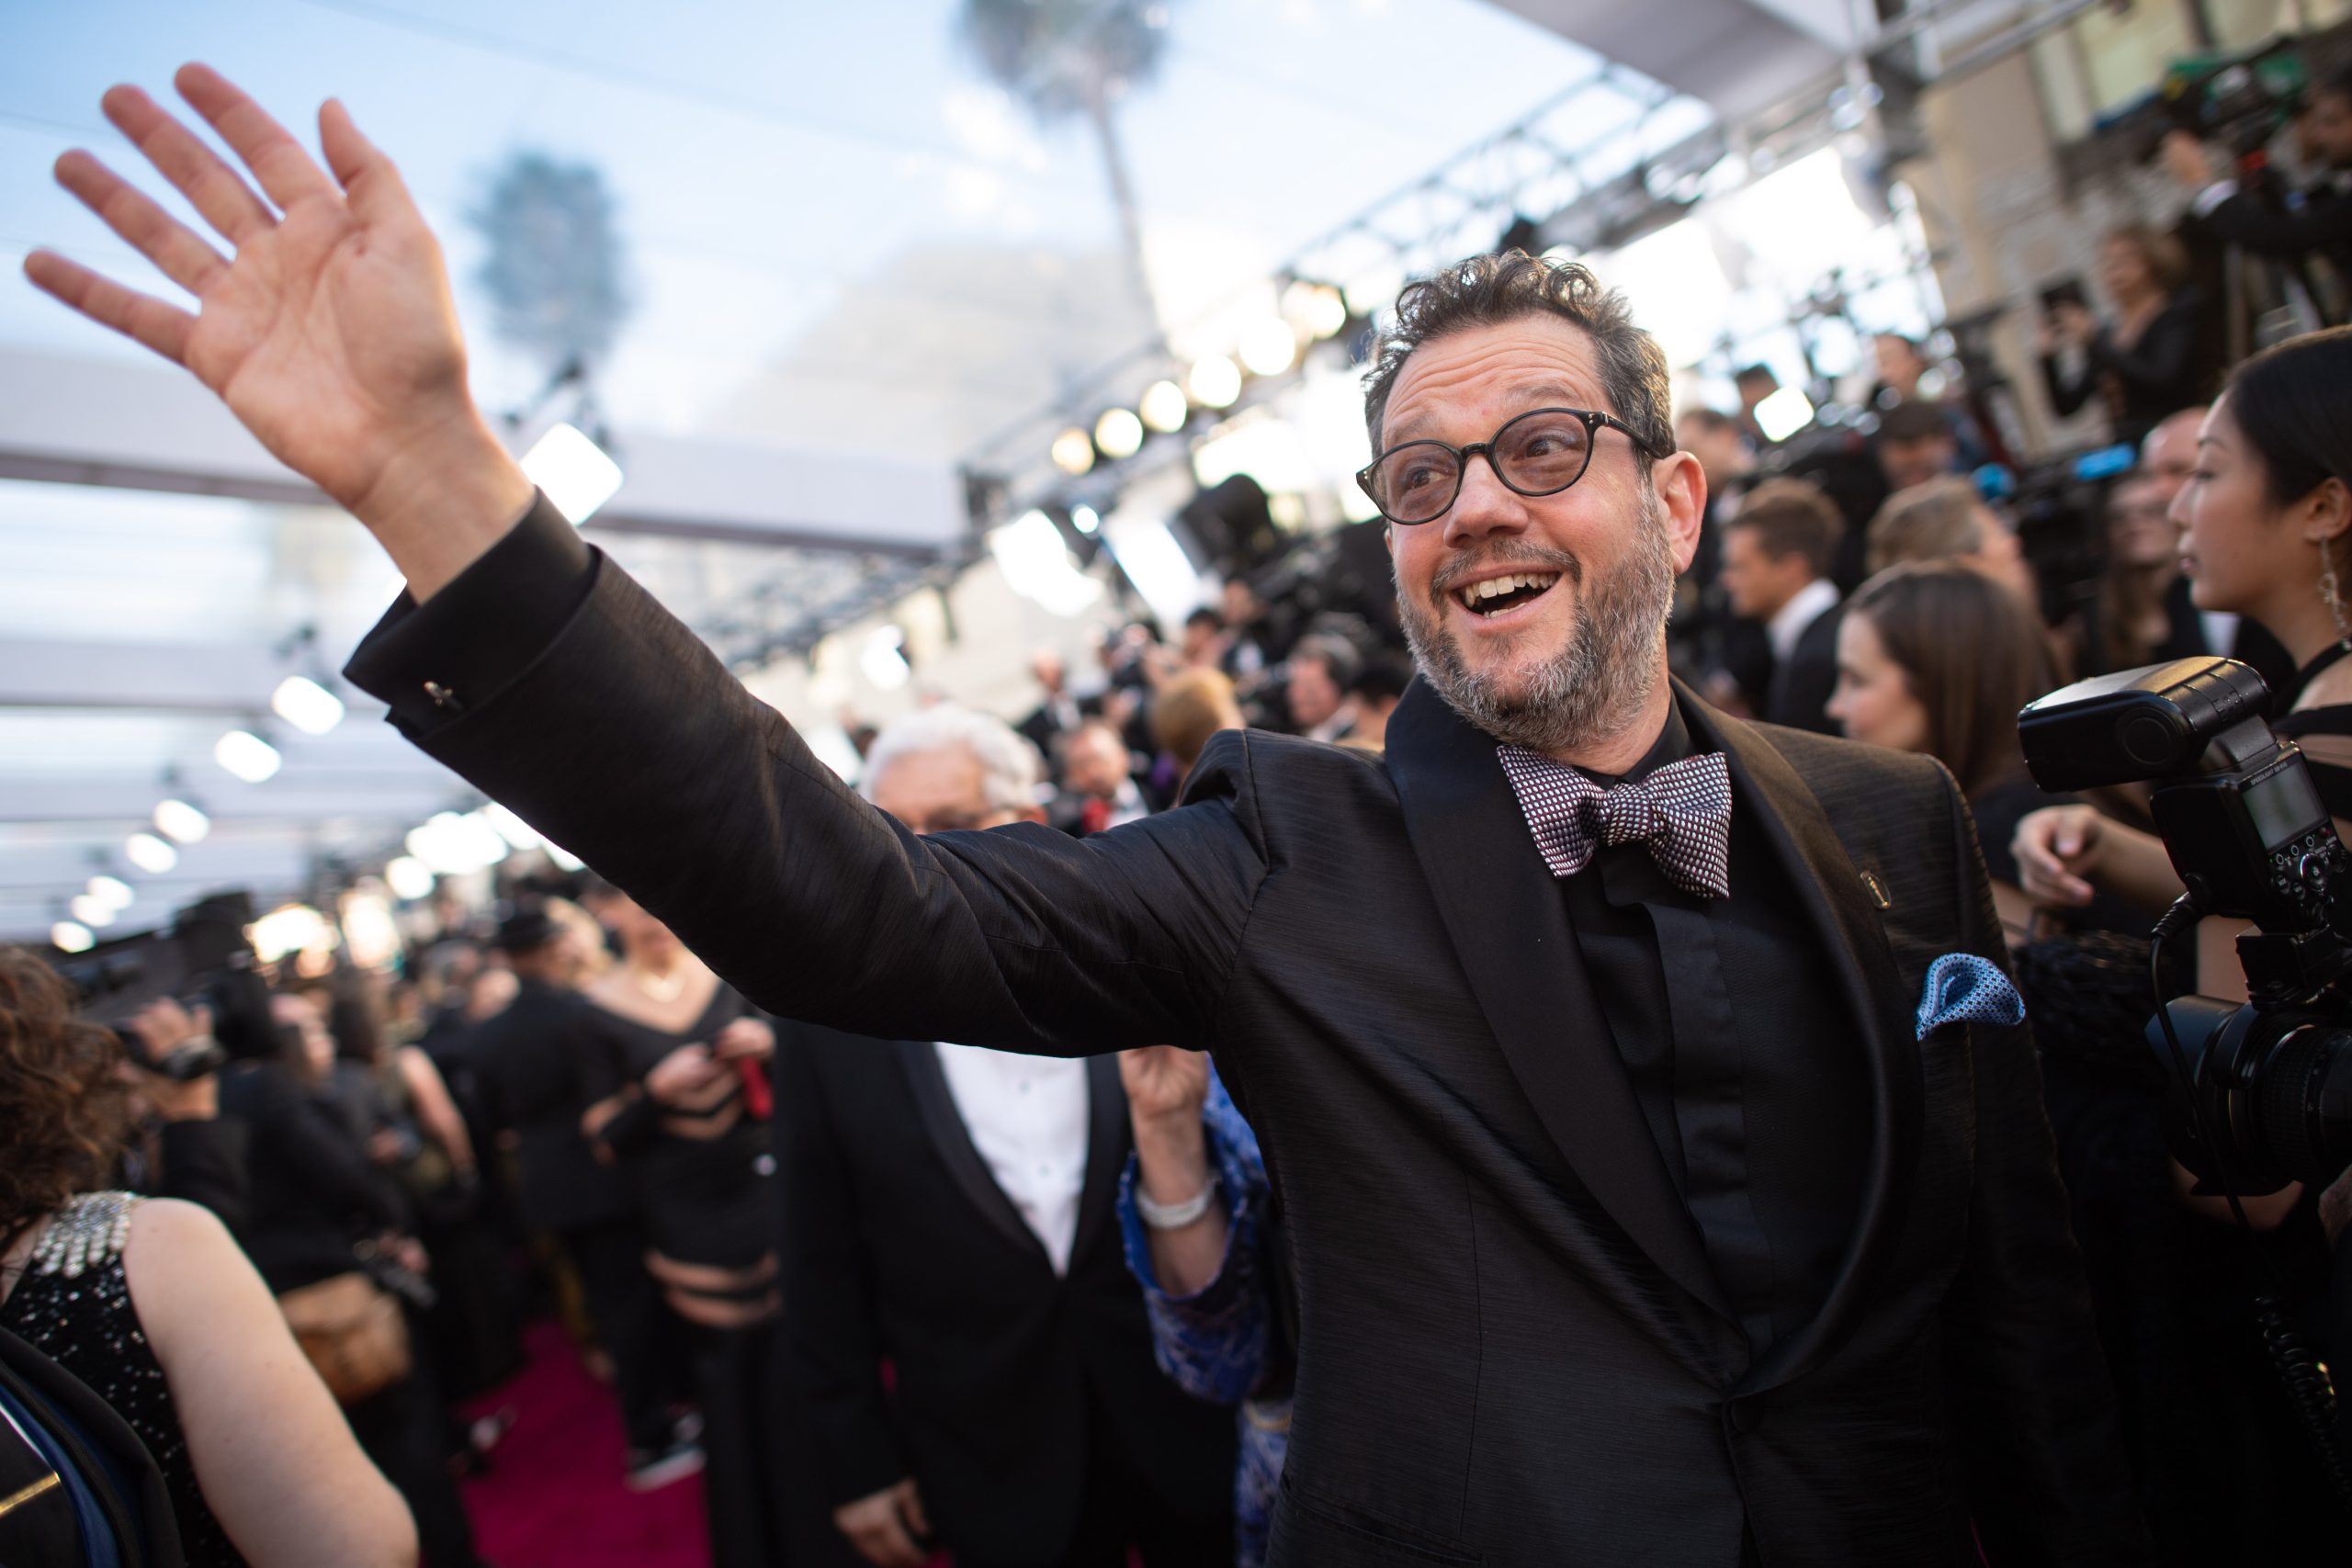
[933,1043,1092,1274]
[1766,577,1840,664]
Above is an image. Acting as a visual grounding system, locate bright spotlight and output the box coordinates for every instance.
[125,832,178,874]
[153,798,210,843]
[521,423,625,525]
[51,921,94,954]
[87,875,134,910]
[215,729,282,784]
[1283,280,1349,340]
[861,626,911,690]
[271,674,345,736]
[483,802,543,852]
[251,903,336,964]
[1094,407,1145,460]
[1188,355,1242,411]
[1756,386,1817,444]
[70,894,117,928]
[384,855,436,901]
[1237,319,1297,378]
[1070,504,1101,536]
[1050,427,1096,477]
[1138,379,1189,434]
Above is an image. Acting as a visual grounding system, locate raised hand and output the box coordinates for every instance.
[1118,1043,1211,1130]
[24,65,531,594]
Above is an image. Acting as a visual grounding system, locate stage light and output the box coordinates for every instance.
[1238,318,1297,378]
[339,889,401,969]
[125,833,178,874]
[861,626,911,691]
[521,423,624,525]
[1188,355,1242,410]
[1283,281,1349,341]
[215,729,282,784]
[271,674,345,736]
[1138,379,1189,434]
[1070,504,1101,535]
[384,856,436,900]
[252,903,336,964]
[989,510,1104,617]
[1756,386,1816,444]
[1094,407,1145,460]
[1050,426,1097,476]
[483,802,543,852]
[153,798,209,843]
[70,894,117,928]
[405,811,509,876]
[87,875,134,910]
[51,921,94,954]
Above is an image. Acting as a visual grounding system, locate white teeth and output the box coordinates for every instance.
[1457,572,1559,610]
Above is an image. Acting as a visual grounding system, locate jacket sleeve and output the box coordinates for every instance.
[344,495,1267,1059]
[2039,352,2095,418]
[2086,304,2197,408]
[152,1117,253,1236]
[775,1032,905,1508]
[1932,772,2152,1563]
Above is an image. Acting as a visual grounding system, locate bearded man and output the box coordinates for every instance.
[29,67,2143,1567]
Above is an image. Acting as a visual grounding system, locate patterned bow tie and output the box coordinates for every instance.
[1498,746,1735,900]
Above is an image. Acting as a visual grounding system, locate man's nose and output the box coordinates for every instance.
[1441,452,1529,547]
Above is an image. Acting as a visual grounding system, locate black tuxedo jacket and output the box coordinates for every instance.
[469,979,630,1234]
[1762,598,1842,736]
[346,498,2144,1566]
[775,1031,1234,1562]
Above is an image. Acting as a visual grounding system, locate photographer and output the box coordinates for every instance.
[2164,64,2352,290]
[113,994,251,1234]
[2016,328,2352,931]
[2037,226,2211,451]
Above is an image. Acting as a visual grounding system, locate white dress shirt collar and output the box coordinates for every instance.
[1766,577,1839,665]
[932,1044,1092,1274]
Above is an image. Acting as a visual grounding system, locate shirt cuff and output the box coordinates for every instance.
[341,490,598,738]
[2191,180,2238,220]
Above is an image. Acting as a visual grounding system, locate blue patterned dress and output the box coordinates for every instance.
[1114,1066,1290,1568]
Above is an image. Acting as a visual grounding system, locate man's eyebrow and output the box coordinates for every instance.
[1384,382,1599,445]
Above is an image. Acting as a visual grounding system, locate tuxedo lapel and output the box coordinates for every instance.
[1682,693,1926,1396]
[893,1039,1052,1268]
[1069,1054,1131,1271]
[1385,679,1734,1326]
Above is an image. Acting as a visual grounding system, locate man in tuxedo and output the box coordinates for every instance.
[1717,479,1845,735]
[29,73,2143,1566]
[780,706,1234,1568]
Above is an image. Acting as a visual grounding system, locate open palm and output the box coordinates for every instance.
[25,66,527,587]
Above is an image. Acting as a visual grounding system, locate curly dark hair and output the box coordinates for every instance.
[1361,250,1675,464]
[0,946,134,1243]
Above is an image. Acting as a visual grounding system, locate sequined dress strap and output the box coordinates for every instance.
[28,1190,140,1278]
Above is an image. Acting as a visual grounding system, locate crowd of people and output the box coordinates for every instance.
[8,42,2352,1568]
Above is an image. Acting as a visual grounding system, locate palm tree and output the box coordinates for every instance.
[957,0,1173,335]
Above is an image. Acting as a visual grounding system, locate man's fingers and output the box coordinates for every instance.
[23,250,193,366]
[101,83,276,244]
[174,62,337,216]
[52,150,227,297]
[896,1481,929,1538]
[318,97,411,223]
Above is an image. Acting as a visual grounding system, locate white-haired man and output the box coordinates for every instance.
[775,706,1234,1568]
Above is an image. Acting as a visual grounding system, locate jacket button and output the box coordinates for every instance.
[1726,1397,1763,1435]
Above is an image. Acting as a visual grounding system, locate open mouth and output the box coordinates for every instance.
[1453,571,1562,618]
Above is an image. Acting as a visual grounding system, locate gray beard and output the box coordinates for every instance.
[1396,490,1677,756]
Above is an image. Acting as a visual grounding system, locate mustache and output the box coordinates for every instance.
[1424,545,1584,608]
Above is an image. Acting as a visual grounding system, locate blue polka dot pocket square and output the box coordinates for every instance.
[1915,953,2025,1041]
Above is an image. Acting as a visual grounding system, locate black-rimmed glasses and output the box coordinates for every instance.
[1355,407,1667,526]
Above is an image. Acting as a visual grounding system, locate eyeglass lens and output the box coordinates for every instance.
[1370,410,1595,523]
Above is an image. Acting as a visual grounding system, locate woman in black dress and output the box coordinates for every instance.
[0,948,413,1568]
[575,885,787,1568]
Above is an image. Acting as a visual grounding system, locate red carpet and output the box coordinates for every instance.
[460,1320,708,1568]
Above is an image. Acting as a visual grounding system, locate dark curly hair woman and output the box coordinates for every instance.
[0,945,416,1567]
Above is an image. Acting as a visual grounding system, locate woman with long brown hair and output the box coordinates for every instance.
[0,947,415,1567]
[2039,223,2214,450]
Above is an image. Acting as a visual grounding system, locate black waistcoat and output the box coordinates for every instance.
[1557,699,1872,1361]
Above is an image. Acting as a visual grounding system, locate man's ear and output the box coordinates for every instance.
[1655,451,1707,575]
